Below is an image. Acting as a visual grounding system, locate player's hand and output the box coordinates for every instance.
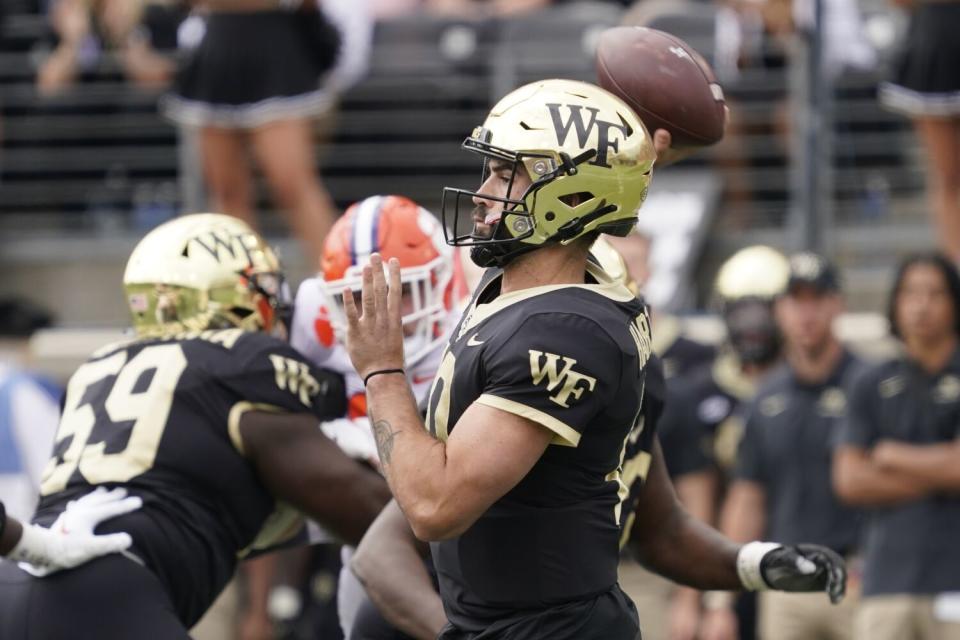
[652,129,697,167]
[738,541,847,604]
[343,254,406,380]
[11,487,141,576]
[652,105,729,167]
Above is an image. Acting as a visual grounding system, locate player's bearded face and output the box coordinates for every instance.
[470,159,533,239]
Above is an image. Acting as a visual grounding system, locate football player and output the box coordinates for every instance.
[349,234,649,640]
[0,213,391,638]
[288,194,469,638]
[656,245,791,639]
[344,79,846,640]
[292,194,470,464]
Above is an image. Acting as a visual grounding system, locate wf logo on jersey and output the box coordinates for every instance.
[547,103,630,169]
[269,355,322,407]
[188,230,256,266]
[529,350,597,408]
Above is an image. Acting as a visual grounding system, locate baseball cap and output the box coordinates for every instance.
[785,252,840,294]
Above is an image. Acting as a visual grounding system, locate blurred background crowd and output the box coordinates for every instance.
[0,0,958,639]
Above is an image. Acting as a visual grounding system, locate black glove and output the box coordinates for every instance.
[737,541,847,604]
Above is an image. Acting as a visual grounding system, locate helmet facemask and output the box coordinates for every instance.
[442,128,613,268]
[722,297,781,366]
[127,267,291,338]
[237,267,293,336]
[321,256,453,367]
[124,213,289,339]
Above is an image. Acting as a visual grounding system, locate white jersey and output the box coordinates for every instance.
[290,276,457,463]
[0,363,61,522]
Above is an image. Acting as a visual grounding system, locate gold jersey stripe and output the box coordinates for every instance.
[227,401,287,456]
[712,350,757,400]
[238,502,303,559]
[458,261,636,338]
[476,394,581,447]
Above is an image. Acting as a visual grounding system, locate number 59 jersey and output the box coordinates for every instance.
[32,328,346,627]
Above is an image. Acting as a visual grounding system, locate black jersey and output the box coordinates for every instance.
[32,329,346,626]
[657,350,759,477]
[651,314,716,382]
[618,352,665,547]
[425,263,655,632]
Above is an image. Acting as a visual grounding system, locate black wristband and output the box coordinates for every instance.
[363,368,405,386]
[0,501,6,543]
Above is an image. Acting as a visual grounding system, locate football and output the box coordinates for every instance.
[595,26,726,147]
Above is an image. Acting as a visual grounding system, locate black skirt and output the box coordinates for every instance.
[879,2,960,117]
[163,10,341,128]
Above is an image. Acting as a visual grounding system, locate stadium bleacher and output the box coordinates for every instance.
[0,0,932,321]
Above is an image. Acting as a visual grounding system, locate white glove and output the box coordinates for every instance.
[321,417,379,466]
[10,487,142,577]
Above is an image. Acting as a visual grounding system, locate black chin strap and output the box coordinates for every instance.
[552,202,618,242]
[470,241,541,268]
[561,149,597,175]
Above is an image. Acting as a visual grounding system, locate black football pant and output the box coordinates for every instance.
[436,584,641,640]
[0,554,189,639]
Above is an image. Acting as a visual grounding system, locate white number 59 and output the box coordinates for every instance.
[40,344,187,495]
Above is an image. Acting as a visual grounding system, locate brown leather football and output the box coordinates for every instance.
[596,26,726,146]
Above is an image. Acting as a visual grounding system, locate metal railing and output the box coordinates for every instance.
[0,2,927,310]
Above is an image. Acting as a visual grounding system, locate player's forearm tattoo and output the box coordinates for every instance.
[373,419,400,466]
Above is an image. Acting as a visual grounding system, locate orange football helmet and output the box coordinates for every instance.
[320,195,468,366]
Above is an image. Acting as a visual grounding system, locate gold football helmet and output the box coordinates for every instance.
[442,79,657,267]
[123,213,289,337]
[715,245,790,302]
[714,245,790,365]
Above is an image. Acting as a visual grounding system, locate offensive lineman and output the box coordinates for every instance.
[0,214,391,638]
[344,79,846,639]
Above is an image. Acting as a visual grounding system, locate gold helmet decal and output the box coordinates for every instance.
[442,79,656,267]
[123,213,288,337]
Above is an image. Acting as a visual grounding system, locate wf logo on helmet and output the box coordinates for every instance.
[188,231,256,266]
[546,103,631,169]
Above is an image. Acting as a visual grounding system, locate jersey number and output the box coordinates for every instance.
[40,344,188,495]
[425,349,455,441]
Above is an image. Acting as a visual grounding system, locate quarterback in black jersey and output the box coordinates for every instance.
[0,214,390,638]
[344,79,847,640]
